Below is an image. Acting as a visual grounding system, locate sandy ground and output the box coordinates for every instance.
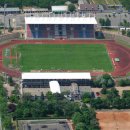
[96,111,130,130]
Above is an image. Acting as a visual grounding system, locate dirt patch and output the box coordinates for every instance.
[97,111,130,130]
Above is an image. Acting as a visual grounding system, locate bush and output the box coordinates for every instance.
[122,29,126,35]
[118,79,130,86]
[101,87,107,94]
[127,30,130,37]
[8,27,13,32]
[93,74,115,88]
[99,18,111,27]
[68,4,76,12]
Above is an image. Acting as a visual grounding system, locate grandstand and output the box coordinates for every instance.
[21,72,92,96]
[25,13,97,39]
[21,72,91,87]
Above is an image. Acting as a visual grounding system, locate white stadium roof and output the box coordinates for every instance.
[49,81,61,93]
[22,72,91,80]
[25,17,97,24]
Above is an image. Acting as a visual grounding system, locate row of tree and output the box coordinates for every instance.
[118,78,130,86]
[0,0,78,9]
[120,0,130,10]
[0,76,12,130]
[13,92,79,119]
[93,74,115,88]
[12,91,99,130]
[91,88,130,109]
[99,18,111,27]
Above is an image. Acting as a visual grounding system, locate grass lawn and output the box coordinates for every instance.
[8,44,113,72]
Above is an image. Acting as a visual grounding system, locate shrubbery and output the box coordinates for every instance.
[93,74,115,88]
[99,18,111,27]
[91,88,130,109]
[122,29,126,35]
[118,78,130,86]
[8,27,13,32]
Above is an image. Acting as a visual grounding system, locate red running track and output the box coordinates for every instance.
[0,39,130,78]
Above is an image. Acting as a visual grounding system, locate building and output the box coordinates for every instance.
[78,4,99,12]
[18,119,72,130]
[0,7,20,14]
[23,8,48,13]
[51,6,68,12]
[21,72,92,96]
[78,0,88,5]
[25,14,97,39]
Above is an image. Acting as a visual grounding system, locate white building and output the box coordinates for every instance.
[21,72,92,96]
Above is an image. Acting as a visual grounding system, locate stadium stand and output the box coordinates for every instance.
[21,72,91,88]
[25,13,97,39]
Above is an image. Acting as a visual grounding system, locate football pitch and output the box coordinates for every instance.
[6,44,113,72]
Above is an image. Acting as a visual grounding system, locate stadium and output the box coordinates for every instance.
[0,13,130,79]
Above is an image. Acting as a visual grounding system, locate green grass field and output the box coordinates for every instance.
[6,44,113,72]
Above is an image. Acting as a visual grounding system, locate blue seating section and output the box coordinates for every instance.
[27,24,95,39]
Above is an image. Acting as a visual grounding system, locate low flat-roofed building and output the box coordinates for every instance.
[78,4,99,12]
[23,8,48,13]
[51,6,68,12]
[18,119,72,130]
[0,7,20,14]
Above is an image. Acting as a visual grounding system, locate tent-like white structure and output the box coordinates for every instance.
[49,81,61,93]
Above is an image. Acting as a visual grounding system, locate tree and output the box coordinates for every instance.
[40,92,44,100]
[122,29,126,35]
[3,116,12,130]
[8,27,13,32]
[99,18,105,26]
[81,92,91,103]
[122,90,130,98]
[22,93,32,101]
[72,112,84,124]
[68,4,76,12]
[93,74,115,88]
[23,108,31,118]
[127,30,130,37]
[120,0,130,10]
[101,86,107,94]
[75,122,87,130]
[107,88,119,99]
[46,91,54,100]
[8,76,14,86]
[9,95,19,103]
[118,79,130,86]
[105,18,111,26]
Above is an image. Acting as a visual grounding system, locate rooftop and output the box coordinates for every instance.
[51,6,68,12]
[25,15,97,24]
[22,72,91,80]
[79,4,99,11]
